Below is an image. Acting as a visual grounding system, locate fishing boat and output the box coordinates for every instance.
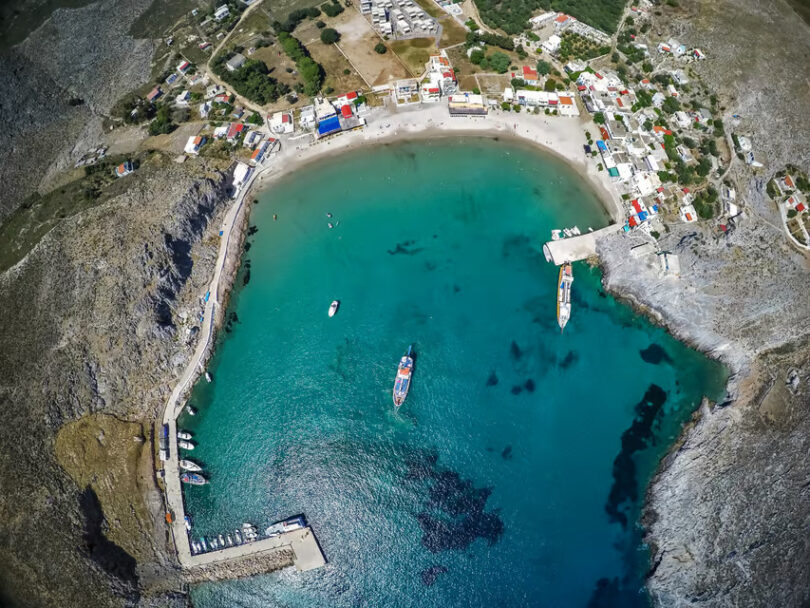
[178,440,195,450]
[180,472,207,485]
[265,516,306,538]
[185,405,197,416]
[328,300,340,317]
[179,459,202,472]
[557,262,574,332]
[392,345,414,408]
[177,430,192,441]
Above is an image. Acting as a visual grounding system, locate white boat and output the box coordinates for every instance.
[227,534,234,546]
[184,515,192,531]
[179,459,202,472]
[205,372,212,382]
[185,405,197,416]
[328,222,334,229]
[557,262,574,332]
[551,229,562,241]
[177,431,192,440]
[234,530,243,544]
[265,516,306,538]
[572,225,581,235]
[328,300,340,317]
[218,534,225,546]
[178,440,195,450]
[393,345,414,408]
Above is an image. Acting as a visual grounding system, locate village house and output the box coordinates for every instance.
[250,140,270,166]
[225,122,246,142]
[298,105,316,130]
[521,65,540,86]
[146,87,162,102]
[542,34,562,55]
[177,60,191,74]
[199,101,212,118]
[115,161,134,178]
[242,131,263,149]
[226,53,246,72]
[214,5,230,20]
[184,135,205,155]
[233,162,252,192]
[175,90,191,106]
[269,111,294,134]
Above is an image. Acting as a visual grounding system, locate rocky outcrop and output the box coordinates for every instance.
[0,159,229,607]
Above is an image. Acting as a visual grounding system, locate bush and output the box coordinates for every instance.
[487,52,510,73]
[374,42,387,54]
[469,49,485,65]
[536,60,551,75]
[316,20,326,28]
[321,1,344,17]
[787,208,798,219]
[343,68,351,75]
[148,105,175,136]
[501,101,511,111]
[320,28,340,44]
[543,79,557,92]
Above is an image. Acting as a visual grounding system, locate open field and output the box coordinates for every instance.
[389,37,435,76]
[328,9,410,86]
[264,0,325,21]
[296,20,368,92]
[475,72,509,93]
[412,0,469,47]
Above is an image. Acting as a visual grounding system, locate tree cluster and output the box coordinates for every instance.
[278,32,324,96]
[466,31,514,51]
[469,50,510,73]
[273,7,321,33]
[472,0,624,36]
[321,0,344,18]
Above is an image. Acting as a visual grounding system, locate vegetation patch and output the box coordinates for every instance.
[212,54,290,105]
[473,0,626,35]
[391,38,437,76]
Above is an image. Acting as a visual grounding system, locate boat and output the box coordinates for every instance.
[218,534,225,546]
[177,431,192,440]
[205,372,212,382]
[200,538,208,551]
[179,459,202,472]
[328,222,334,229]
[234,530,242,544]
[185,405,197,416]
[178,440,195,450]
[392,345,414,407]
[180,472,207,485]
[551,229,562,241]
[326,212,332,218]
[184,515,192,531]
[264,516,307,538]
[210,537,218,549]
[328,300,340,317]
[557,262,574,332]
[227,534,234,546]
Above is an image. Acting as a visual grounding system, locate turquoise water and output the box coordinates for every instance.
[182,138,726,607]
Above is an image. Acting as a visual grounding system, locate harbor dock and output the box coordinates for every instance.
[543,224,622,265]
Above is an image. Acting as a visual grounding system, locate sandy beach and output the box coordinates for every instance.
[250,103,625,224]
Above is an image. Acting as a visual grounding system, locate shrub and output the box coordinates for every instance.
[374,42,387,54]
[316,20,326,28]
[320,28,340,44]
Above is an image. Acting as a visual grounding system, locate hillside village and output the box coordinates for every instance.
[98,0,810,259]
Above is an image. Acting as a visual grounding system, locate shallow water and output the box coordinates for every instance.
[181,138,727,607]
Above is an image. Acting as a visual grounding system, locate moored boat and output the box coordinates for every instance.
[392,345,414,408]
[177,430,192,440]
[557,262,574,332]
[184,515,192,531]
[328,300,340,317]
[185,405,197,416]
[180,472,207,485]
[178,440,195,450]
[179,459,202,472]
[265,515,307,538]
[205,372,212,382]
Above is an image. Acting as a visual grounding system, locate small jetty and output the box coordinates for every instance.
[543,224,622,265]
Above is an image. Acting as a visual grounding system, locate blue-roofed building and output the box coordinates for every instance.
[596,140,607,153]
[317,115,341,137]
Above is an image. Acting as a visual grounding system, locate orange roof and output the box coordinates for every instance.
[251,148,261,159]
[193,136,202,145]
[117,163,126,172]
[555,14,568,22]
[559,96,573,105]
[785,175,795,188]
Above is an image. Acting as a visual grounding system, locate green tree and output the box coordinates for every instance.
[374,42,387,54]
[469,49,485,65]
[320,28,340,44]
[536,60,551,75]
[593,111,605,124]
[543,78,557,92]
[662,96,680,114]
[487,51,510,73]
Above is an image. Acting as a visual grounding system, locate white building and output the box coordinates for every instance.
[214,5,230,20]
[226,53,246,72]
[184,135,205,155]
[233,162,252,191]
[175,90,191,106]
[542,34,561,55]
[298,105,317,130]
[269,111,294,134]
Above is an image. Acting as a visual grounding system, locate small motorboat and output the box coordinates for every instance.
[218,534,225,546]
[200,538,208,551]
[184,515,192,531]
[328,222,334,229]
[180,472,207,485]
[326,212,333,218]
[177,430,192,441]
[178,440,195,450]
[234,530,243,544]
[392,345,415,408]
[328,300,340,317]
[273,213,278,220]
[227,534,234,546]
[205,372,212,383]
[185,405,197,416]
[179,459,202,472]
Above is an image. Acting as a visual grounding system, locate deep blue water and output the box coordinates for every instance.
[180,138,727,607]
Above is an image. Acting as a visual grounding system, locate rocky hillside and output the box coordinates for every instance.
[0,0,155,220]
[597,0,810,605]
[0,159,230,607]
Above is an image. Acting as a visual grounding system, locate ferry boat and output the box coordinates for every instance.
[178,440,195,450]
[557,263,574,332]
[392,345,414,408]
[179,459,202,472]
[265,516,306,538]
[328,300,340,317]
[180,472,207,485]
[177,431,192,441]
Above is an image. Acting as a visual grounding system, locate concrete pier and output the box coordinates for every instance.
[542,224,622,265]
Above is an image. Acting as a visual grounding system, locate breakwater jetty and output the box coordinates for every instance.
[157,164,326,580]
[542,224,622,265]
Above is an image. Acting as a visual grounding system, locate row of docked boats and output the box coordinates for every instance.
[188,517,307,555]
[177,429,209,485]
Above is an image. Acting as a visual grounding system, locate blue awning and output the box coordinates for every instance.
[317,116,341,136]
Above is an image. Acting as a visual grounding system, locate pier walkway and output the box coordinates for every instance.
[159,163,326,576]
[542,224,622,265]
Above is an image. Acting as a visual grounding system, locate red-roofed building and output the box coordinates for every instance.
[346,91,358,100]
[631,199,642,214]
[226,122,245,141]
[341,104,353,119]
[628,215,638,228]
[147,87,162,102]
[522,65,539,86]
[797,203,806,213]
[600,127,610,140]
